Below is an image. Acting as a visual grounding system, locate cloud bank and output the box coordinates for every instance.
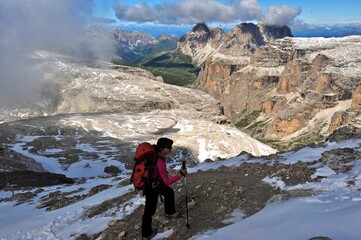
[113,0,301,26]
[0,0,115,102]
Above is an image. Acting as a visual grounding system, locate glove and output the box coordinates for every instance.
[180,168,187,177]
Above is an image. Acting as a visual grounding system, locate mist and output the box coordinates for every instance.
[0,0,116,102]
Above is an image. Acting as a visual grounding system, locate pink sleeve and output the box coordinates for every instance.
[157,159,181,185]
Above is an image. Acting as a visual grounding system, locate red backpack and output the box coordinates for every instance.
[130,142,157,191]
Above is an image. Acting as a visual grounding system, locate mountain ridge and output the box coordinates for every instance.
[111,28,179,63]
[177,22,292,66]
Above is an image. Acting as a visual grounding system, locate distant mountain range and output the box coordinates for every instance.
[111,22,293,65]
[116,22,361,40]
[111,28,179,64]
[110,22,293,86]
[292,23,361,38]
[110,22,361,68]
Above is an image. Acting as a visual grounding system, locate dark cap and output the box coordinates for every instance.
[157,137,173,150]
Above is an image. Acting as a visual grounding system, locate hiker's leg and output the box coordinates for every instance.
[142,187,159,237]
[161,185,176,215]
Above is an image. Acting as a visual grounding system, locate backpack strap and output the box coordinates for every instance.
[130,160,137,185]
[150,150,164,203]
[144,149,163,203]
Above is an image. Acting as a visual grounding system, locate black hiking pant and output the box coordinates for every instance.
[142,182,176,237]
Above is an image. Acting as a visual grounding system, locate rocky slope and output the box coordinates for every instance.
[196,36,361,150]
[96,161,315,240]
[0,50,276,177]
[3,127,360,240]
[0,50,220,122]
[177,22,292,66]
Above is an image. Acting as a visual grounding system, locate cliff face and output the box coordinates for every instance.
[177,22,292,66]
[197,36,361,147]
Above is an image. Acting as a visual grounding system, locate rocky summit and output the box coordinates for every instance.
[177,22,292,66]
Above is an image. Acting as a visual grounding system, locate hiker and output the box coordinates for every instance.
[142,137,187,240]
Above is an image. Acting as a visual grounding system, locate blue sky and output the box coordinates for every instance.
[258,0,360,24]
[92,0,361,36]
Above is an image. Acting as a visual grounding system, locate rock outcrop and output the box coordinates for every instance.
[177,22,292,65]
[352,86,361,109]
[197,36,361,148]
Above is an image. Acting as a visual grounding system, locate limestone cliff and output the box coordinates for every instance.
[197,36,361,149]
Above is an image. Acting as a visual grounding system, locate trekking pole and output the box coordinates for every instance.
[182,161,190,229]
[0,146,14,195]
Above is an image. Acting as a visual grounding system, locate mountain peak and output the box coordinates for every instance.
[258,23,293,38]
[192,23,210,35]
[177,22,292,65]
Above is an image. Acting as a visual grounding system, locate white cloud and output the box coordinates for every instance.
[262,5,301,26]
[0,0,116,102]
[113,0,300,25]
[114,0,238,24]
[237,0,262,20]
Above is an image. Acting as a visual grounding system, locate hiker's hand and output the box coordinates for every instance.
[180,168,187,177]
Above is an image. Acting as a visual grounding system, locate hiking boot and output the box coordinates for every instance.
[164,212,180,218]
[143,229,157,240]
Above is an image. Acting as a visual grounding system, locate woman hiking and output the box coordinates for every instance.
[142,137,187,240]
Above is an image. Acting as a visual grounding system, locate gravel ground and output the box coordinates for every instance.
[85,161,315,240]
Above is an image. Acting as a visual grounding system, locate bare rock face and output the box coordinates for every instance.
[329,112,352,132]
[197,36,361,147]
[178,23,226,65]
[178,22,291,66]
[352,86,361,109]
